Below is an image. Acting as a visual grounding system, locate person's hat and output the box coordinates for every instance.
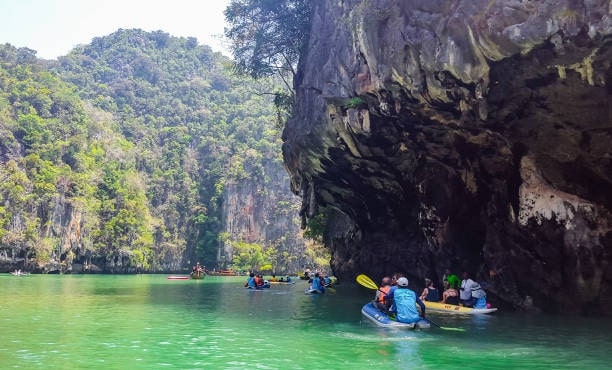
[397,277,409,286]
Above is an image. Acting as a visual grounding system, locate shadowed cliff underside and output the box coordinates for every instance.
[283,0,611,313]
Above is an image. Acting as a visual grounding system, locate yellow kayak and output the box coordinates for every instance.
[424,301,497,314]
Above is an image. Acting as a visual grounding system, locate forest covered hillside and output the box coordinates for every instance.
[0,29,320,274]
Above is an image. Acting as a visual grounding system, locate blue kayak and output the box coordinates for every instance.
[361,302,430,329]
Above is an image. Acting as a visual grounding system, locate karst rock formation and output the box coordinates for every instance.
[283,0,611,313]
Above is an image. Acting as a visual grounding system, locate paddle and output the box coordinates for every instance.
[356,274,465,332]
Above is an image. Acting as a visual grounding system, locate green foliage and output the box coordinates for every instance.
[303,210,328,243]
[229,240,276,272]
[224,0,311,81]
[345,97,365,108]
[0,29,309,272]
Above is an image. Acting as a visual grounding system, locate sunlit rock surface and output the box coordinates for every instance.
[283,0,611,313]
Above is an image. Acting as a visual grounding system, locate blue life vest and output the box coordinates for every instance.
[391,288,421,323]
[246,277,256,288]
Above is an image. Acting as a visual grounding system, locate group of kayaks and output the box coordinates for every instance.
[357,274,497,330]
[361,300,497,328]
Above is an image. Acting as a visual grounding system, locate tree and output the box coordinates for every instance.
[224,0,311,95]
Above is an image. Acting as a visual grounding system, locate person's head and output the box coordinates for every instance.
[391,273,405,285]
[314,272,320,278]
[397,277,409,287]
[381,277,391,286]
[250,272,255,277]
[462,271,469,279]
[425,278,432,287]
[272,274,276,277]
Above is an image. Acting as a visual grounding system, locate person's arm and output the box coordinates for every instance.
[416,297,426,318]
[389,300,396,313]
[420,288,428,301]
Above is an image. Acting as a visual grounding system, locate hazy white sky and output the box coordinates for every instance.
[0,0,232,59]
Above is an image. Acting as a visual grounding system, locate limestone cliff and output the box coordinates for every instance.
[283,0,611,313]
[221,157,307,273]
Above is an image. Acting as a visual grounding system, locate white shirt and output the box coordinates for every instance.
[460,278,477,300]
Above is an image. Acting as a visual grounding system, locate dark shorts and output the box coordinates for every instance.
[460,297,476,307]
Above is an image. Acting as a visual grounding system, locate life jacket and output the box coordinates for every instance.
[377,285,391,303]
[254,276,263,286]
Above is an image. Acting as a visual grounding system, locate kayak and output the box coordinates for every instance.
[167,276,190,280]
[424,301,497,314]
[361,302,430,329]
[304,288,325,294]
[269,281,296,285]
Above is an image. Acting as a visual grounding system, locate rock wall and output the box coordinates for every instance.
[221,158,306,273]
[283,0,611,313]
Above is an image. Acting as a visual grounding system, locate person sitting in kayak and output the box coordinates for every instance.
[270,274,278,282]
[254,274,264,288]
[323,275,332,286]
[310,272,325,293]
[441,280,459,305]
[419,278,439,302]
[245,272,257,288]
[286,276,292,283]
[374,276,392,312]
[193,262,205,278]
[386,272,405,303]
[470,283,488,308]
[389,277,426,323]
[459,271,478,307]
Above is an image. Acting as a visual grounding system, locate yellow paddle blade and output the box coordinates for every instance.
[356,274,378,290]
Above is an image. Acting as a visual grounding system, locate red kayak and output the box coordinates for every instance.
[167,276,190,280]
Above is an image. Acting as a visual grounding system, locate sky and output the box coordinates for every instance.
[0,0,232,59]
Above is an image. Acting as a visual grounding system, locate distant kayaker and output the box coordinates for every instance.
[389,277,426,324]
[270,274,278,282]
[254,274,264,288]
[310,272,324,293]
[419,278,439,302]
[245,272,257,288]
[459,271,478,307]
[286,276,292,283]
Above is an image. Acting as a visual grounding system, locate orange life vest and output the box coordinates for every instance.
[254,276,263,286]
[378,285,391,303]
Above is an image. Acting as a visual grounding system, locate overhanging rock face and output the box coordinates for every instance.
[282,0,611,313]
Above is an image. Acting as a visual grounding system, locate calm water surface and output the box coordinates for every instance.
[1,274,611,369]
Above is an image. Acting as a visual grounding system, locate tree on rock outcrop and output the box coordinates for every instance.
[224,0,311,110]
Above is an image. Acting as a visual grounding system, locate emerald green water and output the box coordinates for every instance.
[1,275,611,369]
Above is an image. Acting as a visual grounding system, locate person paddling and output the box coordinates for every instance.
[389,277,426,324]
[245,272,257,288]
[374,276,392,312]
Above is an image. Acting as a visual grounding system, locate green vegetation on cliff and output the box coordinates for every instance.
[0,29,313,273]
